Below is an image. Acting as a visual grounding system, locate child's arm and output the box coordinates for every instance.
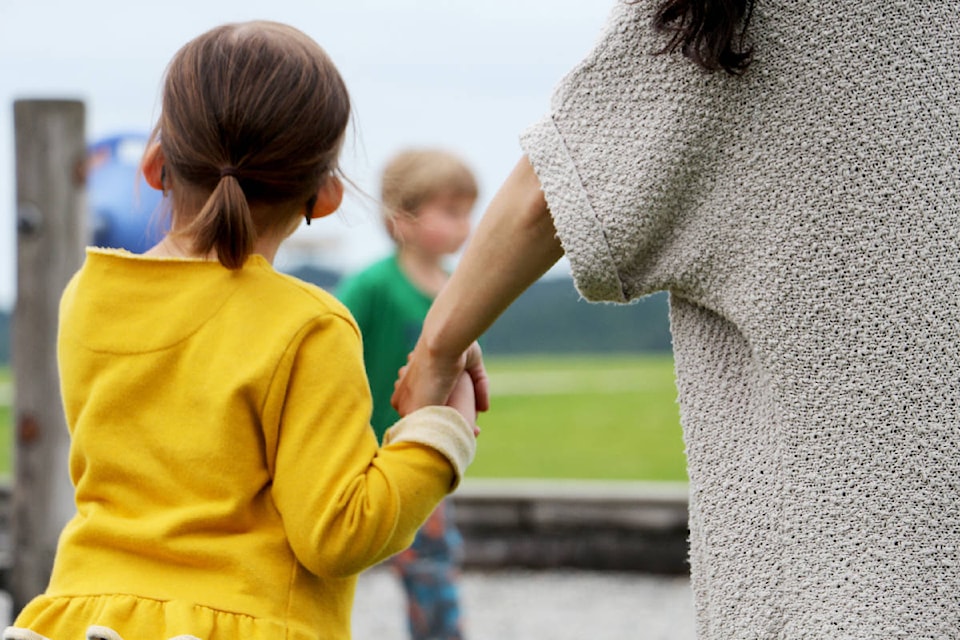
[266,314,475,579]
[380,373,478,486]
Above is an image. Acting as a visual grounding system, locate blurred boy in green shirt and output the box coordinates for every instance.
[338,148,478,639]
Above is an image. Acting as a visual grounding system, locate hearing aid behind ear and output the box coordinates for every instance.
[305,194,317,225]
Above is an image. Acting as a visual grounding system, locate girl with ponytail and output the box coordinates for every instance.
[6,20,478,640]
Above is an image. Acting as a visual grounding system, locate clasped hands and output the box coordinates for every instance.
[392,339,488,437]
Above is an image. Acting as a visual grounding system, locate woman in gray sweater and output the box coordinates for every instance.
[394,1,959,638]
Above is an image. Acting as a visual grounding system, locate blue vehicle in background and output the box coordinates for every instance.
[86,133,164,252]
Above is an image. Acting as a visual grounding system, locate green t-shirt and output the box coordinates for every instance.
[337,254,434,441]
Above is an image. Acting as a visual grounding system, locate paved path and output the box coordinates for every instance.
[352,567,696,640]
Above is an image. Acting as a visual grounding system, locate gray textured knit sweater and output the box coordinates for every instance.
[521,1,959,638]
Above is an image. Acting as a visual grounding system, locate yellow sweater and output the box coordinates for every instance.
[12,249,475,640]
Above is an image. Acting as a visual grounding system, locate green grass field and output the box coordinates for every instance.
[0,354,687,482]
[474,354,686,481]
[0,367,10,482]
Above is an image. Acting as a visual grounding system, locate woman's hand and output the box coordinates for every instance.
[392,340,489,419]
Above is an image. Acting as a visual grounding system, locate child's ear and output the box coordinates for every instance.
[308,175,344,220]
[142,143,165,191]
[387,209,415,244]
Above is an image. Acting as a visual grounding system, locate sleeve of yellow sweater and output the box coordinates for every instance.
[266,311,475,578]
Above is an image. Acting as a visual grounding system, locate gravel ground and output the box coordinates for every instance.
[351,567,696,640]
[0,569,696,639]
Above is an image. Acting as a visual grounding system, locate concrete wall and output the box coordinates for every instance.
[453,479,690,574]
[0,479,692,588]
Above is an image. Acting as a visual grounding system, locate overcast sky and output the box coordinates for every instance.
[0,0,613,309]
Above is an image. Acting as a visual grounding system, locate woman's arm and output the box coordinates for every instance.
[392,155,565,415]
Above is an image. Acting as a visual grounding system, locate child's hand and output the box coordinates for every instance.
[446,371,480,437]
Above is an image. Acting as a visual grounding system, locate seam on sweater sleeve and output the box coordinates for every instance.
[521,114,629,303]
[259,311,363,478]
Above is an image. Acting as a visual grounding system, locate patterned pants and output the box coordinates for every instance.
[390,498,465,640]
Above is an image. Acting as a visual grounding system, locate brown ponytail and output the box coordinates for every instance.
[152,21,351,268]
[189,174,255,269]
[651,0,755,75]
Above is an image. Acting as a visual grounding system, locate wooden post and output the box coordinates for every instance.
[10,100,86,612]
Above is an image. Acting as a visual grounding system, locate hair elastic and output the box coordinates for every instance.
[219,166,239,179]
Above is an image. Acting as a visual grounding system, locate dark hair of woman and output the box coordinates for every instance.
[650,0,755,75]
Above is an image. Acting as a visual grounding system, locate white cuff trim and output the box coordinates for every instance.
[383,406,476,490]
[4,628,51,640]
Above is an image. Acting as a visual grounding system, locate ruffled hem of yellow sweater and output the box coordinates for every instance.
[10,593,325,640]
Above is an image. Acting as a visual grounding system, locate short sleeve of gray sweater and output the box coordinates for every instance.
[521,1,960,638]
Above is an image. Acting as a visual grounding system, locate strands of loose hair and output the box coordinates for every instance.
[650,0,755,75]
